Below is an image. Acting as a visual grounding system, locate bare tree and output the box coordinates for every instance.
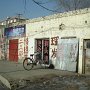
[32,0,90,13]
[55,0,90,12]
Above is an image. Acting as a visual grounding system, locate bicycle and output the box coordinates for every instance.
[23,51,46,70]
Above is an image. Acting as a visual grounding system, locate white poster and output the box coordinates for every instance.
[55,38,78,72]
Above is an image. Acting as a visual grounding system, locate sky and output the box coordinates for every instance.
[0,0,56,21]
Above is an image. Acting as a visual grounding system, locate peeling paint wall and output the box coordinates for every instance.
[18,37,28,63]
[1,8,90,73]
[26,8,90,74]
[0,28,5,60]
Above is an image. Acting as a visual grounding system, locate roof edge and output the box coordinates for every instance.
[26,8,90,23]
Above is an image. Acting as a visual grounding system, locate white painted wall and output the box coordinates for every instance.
[18,38,24,63]
[26,8,90,74]
[28,37,35,57]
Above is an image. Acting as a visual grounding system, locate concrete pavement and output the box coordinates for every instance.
[0,75,11,89]
[0,60,77,89]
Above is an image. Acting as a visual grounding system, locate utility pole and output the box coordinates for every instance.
[16,13,23,22]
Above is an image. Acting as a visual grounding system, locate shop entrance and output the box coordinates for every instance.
[56,38,79,72]
[83,40,90,74]
[9,39,18,62]
[35,39,49,64]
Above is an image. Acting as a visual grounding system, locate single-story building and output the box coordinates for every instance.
[3,8,90,74]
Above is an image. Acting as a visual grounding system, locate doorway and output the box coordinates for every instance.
[83,40,90,74]
[35,39,49,64]
[56,38,79,72]
[9,39,18,62]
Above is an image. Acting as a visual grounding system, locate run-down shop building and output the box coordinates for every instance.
[3,8,90,74]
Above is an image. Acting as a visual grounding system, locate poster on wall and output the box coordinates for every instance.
[55,38,78,72]
[4,25,26,38]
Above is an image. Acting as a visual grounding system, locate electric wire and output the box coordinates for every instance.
[34,0,54,4]
[32,0,59,13]
[23,0,27,14]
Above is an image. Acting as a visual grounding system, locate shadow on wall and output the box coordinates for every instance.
[48,60,55,69]
[48,64,55,69]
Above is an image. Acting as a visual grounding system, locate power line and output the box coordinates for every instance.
[32,0,59,13]
[23,0,27,14]
[35,0,53,4]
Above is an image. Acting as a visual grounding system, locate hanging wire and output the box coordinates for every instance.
[23,0,27,14]
[32,0,59,13]
[35,0,54,4]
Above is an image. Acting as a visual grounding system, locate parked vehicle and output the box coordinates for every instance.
[23,51,46,70]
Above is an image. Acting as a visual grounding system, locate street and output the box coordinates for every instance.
[0,60,90,90]
[10,74,90,90]
[0,81,9,90]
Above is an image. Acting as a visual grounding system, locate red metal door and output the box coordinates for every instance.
[9,39,18,62]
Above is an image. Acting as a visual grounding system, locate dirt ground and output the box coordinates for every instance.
[10,74,90,90]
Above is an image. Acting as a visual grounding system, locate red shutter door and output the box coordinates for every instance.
[9,39,18,62]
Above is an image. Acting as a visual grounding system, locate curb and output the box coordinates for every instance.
[0,75,11,89]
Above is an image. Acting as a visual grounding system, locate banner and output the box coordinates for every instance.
[4,25,25,38]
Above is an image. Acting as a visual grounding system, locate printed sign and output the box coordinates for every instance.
[4,25,25,38]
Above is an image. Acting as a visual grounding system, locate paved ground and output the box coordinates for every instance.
[0,81,9,90]
[0,60,76,80]
[0,60,77,88]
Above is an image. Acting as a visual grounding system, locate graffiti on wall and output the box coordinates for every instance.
[18,39,24,59]
[0,33,7,60]
[24,37,28,57]
[70,44,78,60]
[18,37,28,59]
[51,36,59,59]
[51,48,57,58]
